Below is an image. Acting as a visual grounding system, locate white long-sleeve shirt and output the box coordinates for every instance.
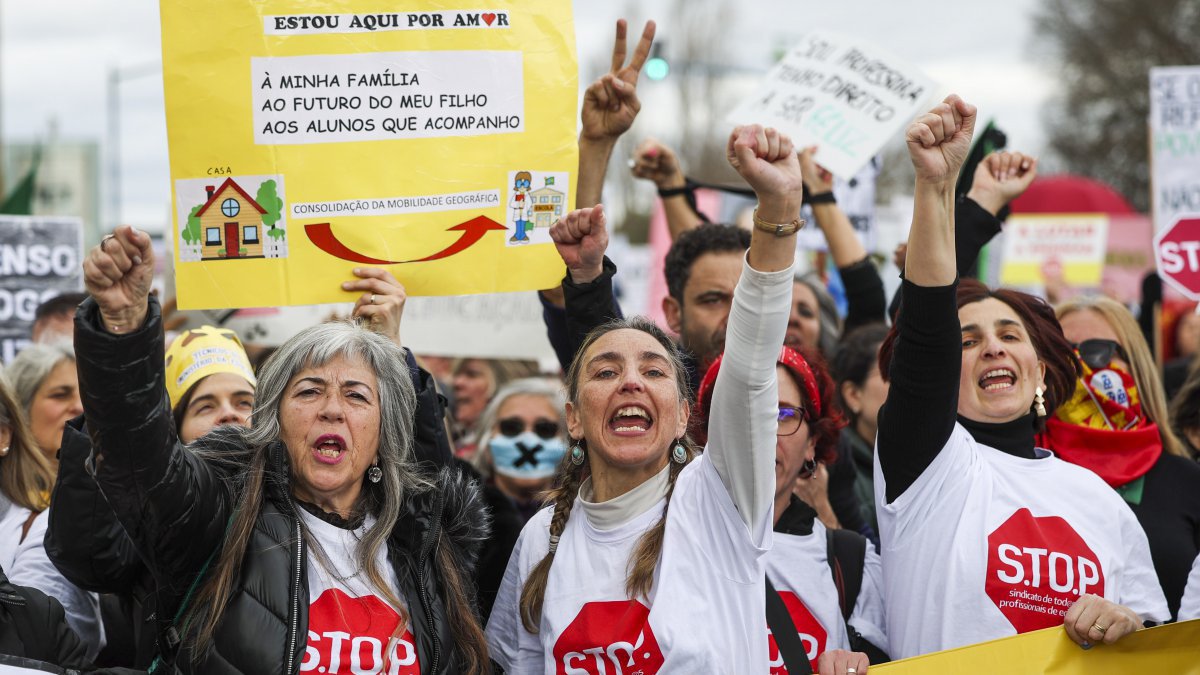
[0,496,105,662]
[486,255,794,673]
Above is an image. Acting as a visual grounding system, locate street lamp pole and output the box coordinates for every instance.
[105,62,159,231]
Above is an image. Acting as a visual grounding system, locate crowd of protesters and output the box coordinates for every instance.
[0,17,1198,675]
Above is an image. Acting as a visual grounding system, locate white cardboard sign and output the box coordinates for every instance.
[728,30,934,178]
[1150,67,1200,232]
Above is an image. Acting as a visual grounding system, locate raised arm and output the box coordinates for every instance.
[706,125,802,530]
[957,151,1038,274]
[576,19,654,210]
[876,96,977,502]
[76,225,231,596]
[631,138,705,239]
[799,146,886,331]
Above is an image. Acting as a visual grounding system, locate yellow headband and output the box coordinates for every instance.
[164,325,256,409]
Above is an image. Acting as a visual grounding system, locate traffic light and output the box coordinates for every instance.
[645,43,669,81]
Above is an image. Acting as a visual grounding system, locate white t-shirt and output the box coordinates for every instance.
[874,423,1169,659]
[487,454,770,674]
[485,258,793,674]
[0,495,105,662]
[1179,553,1200,621]
[765,519,888,672]
[298,508,420,675]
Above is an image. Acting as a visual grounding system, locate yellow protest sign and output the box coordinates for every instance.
[873,620,1200,674]
[160,1,577,309]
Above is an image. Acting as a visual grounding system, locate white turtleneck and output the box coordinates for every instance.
[577,463,671,531]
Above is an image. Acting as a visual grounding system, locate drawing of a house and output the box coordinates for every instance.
[195,178,268,260]
[529,185,565,229]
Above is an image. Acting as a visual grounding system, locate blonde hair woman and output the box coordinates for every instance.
[1049,295,1200,620]
[0,370,103,661]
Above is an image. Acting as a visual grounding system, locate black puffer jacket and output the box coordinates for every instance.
[74,297,489,674]
[0,564,87,670]
[45,416,158,668]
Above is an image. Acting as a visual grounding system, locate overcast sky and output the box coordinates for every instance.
[1,0,1052,233]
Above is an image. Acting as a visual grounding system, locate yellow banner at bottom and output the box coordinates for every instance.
[873,619,1200,674]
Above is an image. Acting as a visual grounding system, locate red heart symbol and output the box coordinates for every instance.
[482,13,496,26]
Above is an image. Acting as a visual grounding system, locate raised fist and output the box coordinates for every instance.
[630,138,684,190]
[83,225,155,334]
[549,205,609,284]
[726,124,803,210]
[905,94,977,185]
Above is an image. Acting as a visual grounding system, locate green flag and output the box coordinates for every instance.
[1,147,42,215]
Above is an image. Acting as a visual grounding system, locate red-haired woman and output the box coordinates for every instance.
[696,345,888,674]
[874,95,1167,659]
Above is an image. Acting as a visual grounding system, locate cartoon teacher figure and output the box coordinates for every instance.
[509,170,533,243]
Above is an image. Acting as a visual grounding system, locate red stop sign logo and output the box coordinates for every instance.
[1155,215,1200,299]
[985,508,1105,634]
[301,588,419,674]
[767,591,827,674]
[553,600,664,675]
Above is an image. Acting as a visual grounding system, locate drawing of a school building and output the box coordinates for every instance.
[529,185,565,229]
[196,178,268,260]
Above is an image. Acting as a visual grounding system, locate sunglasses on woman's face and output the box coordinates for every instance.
[1072,339,1127,371]
[498,417,560,440]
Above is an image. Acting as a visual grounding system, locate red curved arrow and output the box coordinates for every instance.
[304,216,507,265]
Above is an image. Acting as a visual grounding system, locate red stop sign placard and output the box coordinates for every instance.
[1155,215,1200,299]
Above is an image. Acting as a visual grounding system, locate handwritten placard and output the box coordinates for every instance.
[728,30,934,178]
[1150,67,1200,233]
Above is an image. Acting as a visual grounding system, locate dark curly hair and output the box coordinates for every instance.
[663,223,751,302]
[694,344,845,465]
[878,279,1080,427]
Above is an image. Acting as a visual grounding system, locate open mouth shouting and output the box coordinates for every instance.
[610,406,654,435]
[313,434,348,465]
[979,368,1017,392]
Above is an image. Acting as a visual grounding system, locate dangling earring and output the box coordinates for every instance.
[367,463,383,483]
[569,441,586,466]
[1034,386,1047,418]
[799,458,817,479]
[671,440,687,464]
[0,446,8,457]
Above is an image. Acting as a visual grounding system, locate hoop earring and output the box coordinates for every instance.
[798,458,817,479]
[1034,386,1047,418]
[671,440,687,464]
[366,463,383,483]
[569,441,586,466]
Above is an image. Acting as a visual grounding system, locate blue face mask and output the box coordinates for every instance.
[489,432,566,480]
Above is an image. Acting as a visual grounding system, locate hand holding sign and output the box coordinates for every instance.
[550,204,608,285]
[580,20,655,143]
[905,94,976,186]
[1062,593,1142,648]
[344,267,407,347]
[83,225,155,335]
[816,648,870,675]
[968,151,1038,216]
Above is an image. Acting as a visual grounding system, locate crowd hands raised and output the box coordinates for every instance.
[0,17,1198,675]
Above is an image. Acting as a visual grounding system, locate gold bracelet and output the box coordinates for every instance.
[752,208,804,236]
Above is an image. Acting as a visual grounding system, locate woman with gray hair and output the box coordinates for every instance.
[6,340,82,469]
[469,378,568,523]
[75,225,490,673]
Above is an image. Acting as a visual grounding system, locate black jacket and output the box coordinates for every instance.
[45,416,158,668]
[73,297,488,674]
[0,564,88,670]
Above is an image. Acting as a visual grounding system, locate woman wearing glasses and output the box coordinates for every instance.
[695,345,888,674]
[875,95,1167,659]
[1046,297,1200,621]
